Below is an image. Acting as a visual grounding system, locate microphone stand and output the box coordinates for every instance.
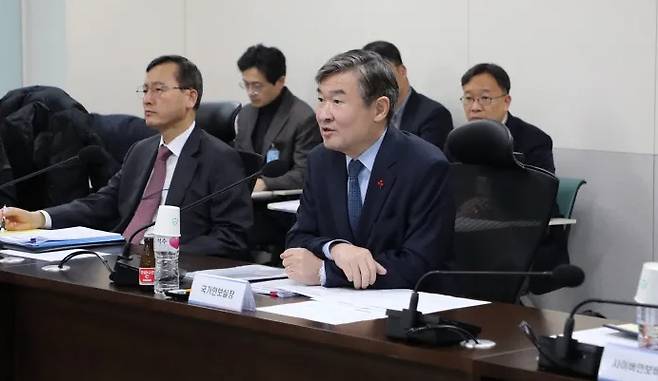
[536,298,658,378]
[0,156,79,190]
[386,266,584,346]
[385,270,482,346]
[109,166,268,286]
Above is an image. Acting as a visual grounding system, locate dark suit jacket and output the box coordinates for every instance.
[400,88,454,149]
[505,113,555,173]
[46,127,253,258]
[287,127,455,289]
[235,88,321,190]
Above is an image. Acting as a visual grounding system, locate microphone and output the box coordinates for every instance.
[108,159,288,286]
[429,264,585,289]
[385,265,585,346]
[535,298,658,378]
[0,145,104,191]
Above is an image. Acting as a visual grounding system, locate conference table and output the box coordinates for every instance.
[0,250,609,381]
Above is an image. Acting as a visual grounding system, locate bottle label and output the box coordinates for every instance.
[154,235,179,254]
[266,146,280,163]
[139,267,155,285]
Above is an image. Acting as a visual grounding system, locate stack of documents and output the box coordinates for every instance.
[0,227,124,252]
[184,264,287,282]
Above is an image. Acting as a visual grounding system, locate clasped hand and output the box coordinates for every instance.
[330,243,386,289]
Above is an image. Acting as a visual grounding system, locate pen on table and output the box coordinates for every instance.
[269,290,296,298]
[1,205,6,231]
[169,289,191,294]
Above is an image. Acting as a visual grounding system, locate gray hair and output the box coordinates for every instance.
[315,49,399,122]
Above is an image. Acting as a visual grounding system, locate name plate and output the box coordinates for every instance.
[598,343,658,380]
[189,273,255,312]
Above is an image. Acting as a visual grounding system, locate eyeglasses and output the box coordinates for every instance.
[460,94,507,106]
[238,81,265,95]
[136,85,189,98]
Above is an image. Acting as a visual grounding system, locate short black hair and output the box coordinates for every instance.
[237,44,286,84]
[146,55,203,109]
[461,63,511,94]
[316,49,399,123]
[362,40,403,66]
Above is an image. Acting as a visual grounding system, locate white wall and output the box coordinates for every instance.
[21,0,67,90]
[18,0,658,318]
[23,0,658,155]
[0,0,23,95]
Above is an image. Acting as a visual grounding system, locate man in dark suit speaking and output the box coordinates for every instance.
[1,55,253,258]
[363,40,454,149]
[281,50,454,289]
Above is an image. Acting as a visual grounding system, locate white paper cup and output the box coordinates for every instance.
[152,205,181,237]
[635,262,658,304]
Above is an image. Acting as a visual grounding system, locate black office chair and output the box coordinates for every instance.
[196,101,241,144]
[444,119,558,303]
[236,150,263,191]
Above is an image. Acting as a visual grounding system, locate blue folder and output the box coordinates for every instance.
[0,228,125,252]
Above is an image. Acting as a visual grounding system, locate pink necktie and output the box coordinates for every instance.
[123,145,172,243]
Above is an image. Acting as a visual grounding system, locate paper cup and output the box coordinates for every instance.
[152,205,181,237]
[635,262,658,304]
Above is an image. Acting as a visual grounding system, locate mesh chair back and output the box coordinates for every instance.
[446,120,558,303]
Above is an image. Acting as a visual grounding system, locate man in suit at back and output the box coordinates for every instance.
[1,55,253,258]
[363,40,453,149]
[461,63,555,173]
[235,44,321,191]
[282,50,454,289]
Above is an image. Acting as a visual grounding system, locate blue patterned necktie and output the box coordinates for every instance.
[347,159,365,233]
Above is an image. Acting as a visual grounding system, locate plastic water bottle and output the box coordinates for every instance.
[635,262,658,350]
[154,233,180,295]
[151,205,181,295]
[637,306,658,350]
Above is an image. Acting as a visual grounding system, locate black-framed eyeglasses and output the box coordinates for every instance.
[136,85,190,98]
[238,81,265,94]
[460,94,507,106]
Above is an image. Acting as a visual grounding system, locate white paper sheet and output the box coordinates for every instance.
[258,300,387,325]
[254,278,488,314]
[0,248,113,262]
[572,327,637,348]
[253,278,489,324]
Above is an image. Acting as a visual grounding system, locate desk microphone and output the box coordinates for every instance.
[108,159,288,285]
[0,145,104,191]
[534,298,658,378]
[385,264,585,346]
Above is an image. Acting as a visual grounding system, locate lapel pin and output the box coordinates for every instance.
[376,179,384,188]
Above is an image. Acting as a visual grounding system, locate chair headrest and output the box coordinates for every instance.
[196,101,241,144]
[445,119,520,168]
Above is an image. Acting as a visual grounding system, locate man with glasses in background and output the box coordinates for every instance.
[235,44,321,191]
[1,55,253,258]
[461,63,554,173]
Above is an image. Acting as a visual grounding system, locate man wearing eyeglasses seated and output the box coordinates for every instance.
[235,44,321,192]
[1,55,253,258]
[460,63,555,173]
